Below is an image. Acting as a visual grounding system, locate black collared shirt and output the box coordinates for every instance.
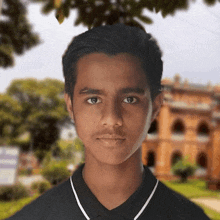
[7,164,210,220]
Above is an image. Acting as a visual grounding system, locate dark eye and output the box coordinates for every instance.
[123,97,137,104]
[87,97,101,104]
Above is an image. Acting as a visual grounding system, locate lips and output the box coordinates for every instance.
[98,138,125,147]
[97,134,125,140]
[97,135,126,147]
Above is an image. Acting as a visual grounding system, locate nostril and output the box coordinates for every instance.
[101,102,123,127]
[101,112,123,127]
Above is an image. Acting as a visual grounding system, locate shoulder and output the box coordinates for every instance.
[147,181,210,220]
[6,178,76,220]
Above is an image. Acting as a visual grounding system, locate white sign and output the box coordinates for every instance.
[0,146,19,185]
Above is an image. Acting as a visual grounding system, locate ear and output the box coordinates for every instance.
[151,92,164,123]
[64,93,74,120]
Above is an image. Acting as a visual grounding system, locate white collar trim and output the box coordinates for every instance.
[70,177,159,220]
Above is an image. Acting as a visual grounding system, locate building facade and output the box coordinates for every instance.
[142,74,220,190]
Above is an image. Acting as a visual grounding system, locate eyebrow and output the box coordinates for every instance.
[79,87,146,95]
[119,87,145,95]
[79,87,104,95]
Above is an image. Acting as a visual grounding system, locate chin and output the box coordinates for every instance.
[84,141,141,166]
[97,158,129,166]
[94,150,136,166]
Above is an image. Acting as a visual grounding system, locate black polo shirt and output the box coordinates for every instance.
[7,164,210,220]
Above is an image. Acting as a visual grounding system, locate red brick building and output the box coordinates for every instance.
[142,74,220,190]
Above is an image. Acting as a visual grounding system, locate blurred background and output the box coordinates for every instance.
[0,0,220,219]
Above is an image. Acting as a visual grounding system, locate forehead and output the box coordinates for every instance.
[74,52,149,94]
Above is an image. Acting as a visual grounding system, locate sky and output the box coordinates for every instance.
[0,0,220,93]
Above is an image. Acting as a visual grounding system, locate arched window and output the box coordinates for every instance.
[197,122,209,142]
[172,120,185,134]
[148,120,158,134]
[197,122,209,136]
[195,152,207,176]
[147,151,155,167]
[171,151,182,166]
[172,119,185,140]
[196,152,207,168]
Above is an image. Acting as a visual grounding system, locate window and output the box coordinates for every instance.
[197,152,207,168]
[172,120,185,134]
[197,122,209,136]
[148,120,158,134]
[195,152,207,176]
[147,151,155,167]
[171,151,182,166]
[171,119,185,140]
[197,122,209,142]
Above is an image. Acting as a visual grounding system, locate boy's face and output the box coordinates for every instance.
[65,52,160,165]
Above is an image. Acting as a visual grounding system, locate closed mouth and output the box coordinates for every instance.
[97,138,125,147]
[97,138,126,141]
[97,135,125,140]
[98,137,125,140]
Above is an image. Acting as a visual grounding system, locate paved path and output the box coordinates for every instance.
[18,175,46,187]
[192,198,220,213]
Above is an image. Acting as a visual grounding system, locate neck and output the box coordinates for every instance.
[82,149,144,210]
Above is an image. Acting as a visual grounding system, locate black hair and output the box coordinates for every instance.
[62,23,163,101]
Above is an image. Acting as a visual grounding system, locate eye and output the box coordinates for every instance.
[123,97,137,104]
[87,97,101,104]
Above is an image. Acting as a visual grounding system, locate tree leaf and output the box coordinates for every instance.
[136,14,153,24]
[54,0,62,8]
[204,0,216,5]
[56,8,65,24]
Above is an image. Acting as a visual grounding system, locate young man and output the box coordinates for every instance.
[7,24,210,219]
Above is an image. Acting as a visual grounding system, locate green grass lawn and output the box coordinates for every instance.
[162,179,220,199]
[1,180,219,220]
[197,204,220,220]
[0,194,39,220]
[162,180,220,220]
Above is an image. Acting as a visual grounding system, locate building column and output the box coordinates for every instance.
[184,125,197,163]
[207,123,220,190]
[141,141,148,165]
[155,103,171,180]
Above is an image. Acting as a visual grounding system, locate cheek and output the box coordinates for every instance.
[74,108,98,138]
[127,108,151,140]
[129,105,150,127]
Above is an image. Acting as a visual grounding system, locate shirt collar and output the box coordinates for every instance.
[71,163,157,219]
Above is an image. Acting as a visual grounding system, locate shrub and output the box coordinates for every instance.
[42,151,53,167]
[41,161,70,185]
[8,139,30,152]
[171,157,198,183]
[18,168,32,176]
[31,181,51,194]
[0,184,29,201]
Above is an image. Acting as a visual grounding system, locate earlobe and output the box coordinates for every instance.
[151,92,164,123]
[64,93,74,120]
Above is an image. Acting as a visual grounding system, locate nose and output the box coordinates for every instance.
[101,100,123,127]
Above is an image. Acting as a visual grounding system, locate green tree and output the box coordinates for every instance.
[57,137,84,163]
[6,78,68,161]
[1,0,219,68]
[0,93,22,144]
[33,0,220,28]
[171,156,198,183]
[0,0,40,68]
[73,137,85,164]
